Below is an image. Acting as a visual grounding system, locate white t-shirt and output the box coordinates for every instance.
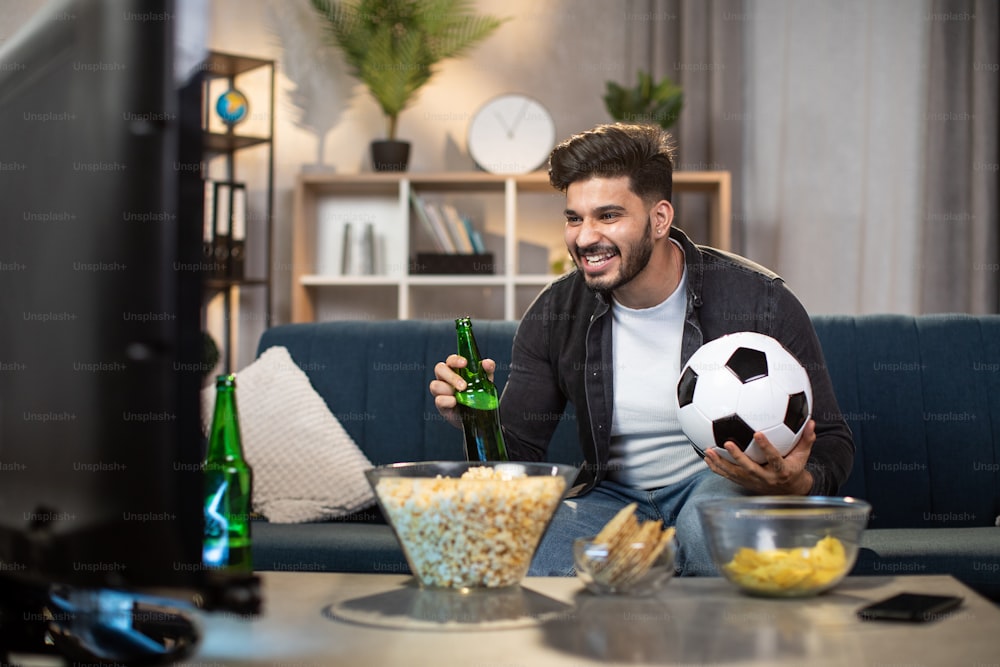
[608,244,703,488]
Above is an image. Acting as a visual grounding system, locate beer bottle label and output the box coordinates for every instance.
[203,479,230,567]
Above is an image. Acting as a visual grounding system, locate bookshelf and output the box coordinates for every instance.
[291,170,731,323]
[201,51,275,372]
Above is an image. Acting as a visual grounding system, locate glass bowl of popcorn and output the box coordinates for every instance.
[698,496,871,597]
[365,461,578,590]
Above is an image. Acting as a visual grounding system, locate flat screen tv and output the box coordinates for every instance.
[0,0,257,662]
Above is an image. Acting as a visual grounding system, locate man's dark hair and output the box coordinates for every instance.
[548,123,677,204]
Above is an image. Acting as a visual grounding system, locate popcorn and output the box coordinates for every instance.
[375,466,565,588]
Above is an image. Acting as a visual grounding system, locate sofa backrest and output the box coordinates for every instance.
[258,314,1000,529]
[257,320,584,469]
[813,314,1000,528]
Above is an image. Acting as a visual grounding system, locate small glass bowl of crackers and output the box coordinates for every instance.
[573,503,677,596]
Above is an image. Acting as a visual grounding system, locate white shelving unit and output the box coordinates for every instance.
[291,171,730,323]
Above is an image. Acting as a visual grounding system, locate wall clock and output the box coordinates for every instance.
[467,94,555,174]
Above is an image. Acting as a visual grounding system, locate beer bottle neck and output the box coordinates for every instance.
[207,383,244,462]
[456,323,484,383]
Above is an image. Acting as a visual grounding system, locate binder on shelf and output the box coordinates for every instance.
[203,179,215,244]
[204,180,248,281]
[203,179,216,267]
[229,184,246,280]
[213,181,231,280]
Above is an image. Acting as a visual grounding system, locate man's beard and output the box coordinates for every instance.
[575,216,655,295]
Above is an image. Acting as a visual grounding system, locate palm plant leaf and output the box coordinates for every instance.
[603,70,684,130]
[311,0,506,139]
[419,0,506,60]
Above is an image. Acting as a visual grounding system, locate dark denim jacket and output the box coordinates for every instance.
[499,227,855,497]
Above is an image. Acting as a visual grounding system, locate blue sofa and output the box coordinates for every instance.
[251,315,1000,600]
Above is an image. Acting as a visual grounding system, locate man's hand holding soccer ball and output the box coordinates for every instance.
[704,419,817,495]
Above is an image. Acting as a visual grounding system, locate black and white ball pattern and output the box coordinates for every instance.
[677,332,812,463]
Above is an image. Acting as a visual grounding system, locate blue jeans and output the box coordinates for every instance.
[529,468,748,577]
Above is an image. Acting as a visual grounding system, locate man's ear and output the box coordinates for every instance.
[652,200,674,238]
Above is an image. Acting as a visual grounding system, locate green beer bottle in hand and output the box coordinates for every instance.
[203,374,253,571]
[455,317,509,461]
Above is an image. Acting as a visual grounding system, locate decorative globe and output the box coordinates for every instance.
[215,88,248,125]
[677,331,812,463]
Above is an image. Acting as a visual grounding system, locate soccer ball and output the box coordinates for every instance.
[676,332,812,463]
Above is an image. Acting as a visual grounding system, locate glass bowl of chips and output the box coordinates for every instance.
[698,496,871,597]
[573,503,677,596]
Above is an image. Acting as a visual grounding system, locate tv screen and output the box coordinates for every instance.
[0,0,253,662]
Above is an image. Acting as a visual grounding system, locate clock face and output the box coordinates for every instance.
[467,94,556,174]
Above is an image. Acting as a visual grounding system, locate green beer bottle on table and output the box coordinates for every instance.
[455,317,509,462]
[203,374,253,571]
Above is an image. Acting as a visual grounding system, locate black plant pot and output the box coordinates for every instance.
[371,140,410,172]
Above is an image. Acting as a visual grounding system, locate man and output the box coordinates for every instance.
[430,123,854,576]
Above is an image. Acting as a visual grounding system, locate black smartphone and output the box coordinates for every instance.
[857,592,963,622]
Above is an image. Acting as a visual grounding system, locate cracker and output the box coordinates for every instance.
[595,502,638,545]
[586,511,677,589]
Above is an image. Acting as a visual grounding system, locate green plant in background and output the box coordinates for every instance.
[604,70,684,130]
[310,0,507,141]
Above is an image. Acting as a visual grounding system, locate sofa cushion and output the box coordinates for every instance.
[855,527,1000,600]
[202,345,376,523]
[251,521,408,574]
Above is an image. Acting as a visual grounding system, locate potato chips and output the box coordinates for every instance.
[722,535,847,594]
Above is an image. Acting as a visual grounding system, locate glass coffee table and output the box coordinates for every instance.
[192,572,1000,665]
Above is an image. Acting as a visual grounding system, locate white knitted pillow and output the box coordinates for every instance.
[201,345,375,523]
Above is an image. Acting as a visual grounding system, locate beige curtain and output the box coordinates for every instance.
[920,0,999,314]
[631,0,998,315]
[624,0,747,252]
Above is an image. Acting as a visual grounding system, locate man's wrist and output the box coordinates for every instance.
[791,467,815,495]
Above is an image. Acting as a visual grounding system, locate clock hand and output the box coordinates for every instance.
[507,99,532,137]
[494,111,513,138]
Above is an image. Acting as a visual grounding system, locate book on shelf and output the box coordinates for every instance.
[440,204,475,253]
[460,214,485,254]
[409,190,492,256]
[409,190,454,253]
[423,203,460,254]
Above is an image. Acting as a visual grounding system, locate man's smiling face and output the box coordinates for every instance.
[563,175,656,295]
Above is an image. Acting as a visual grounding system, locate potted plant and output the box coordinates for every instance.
[310,0,506,171]
[603,70,684,130]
